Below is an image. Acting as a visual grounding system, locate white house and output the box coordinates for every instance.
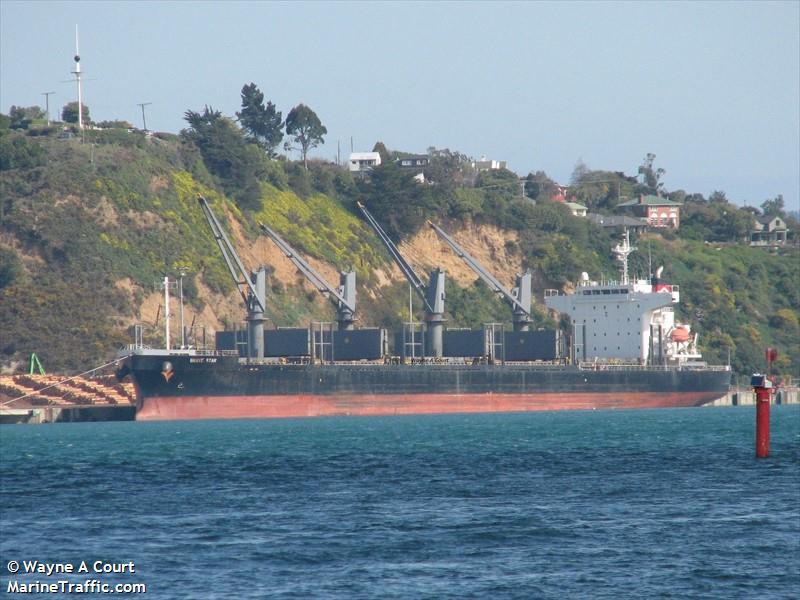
[472,156,507,171]
[348,152,381,173]
[565,201,588,217]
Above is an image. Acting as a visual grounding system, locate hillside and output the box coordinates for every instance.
[0,127,797,381]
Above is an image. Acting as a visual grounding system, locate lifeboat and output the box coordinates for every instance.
[671,326,690,343]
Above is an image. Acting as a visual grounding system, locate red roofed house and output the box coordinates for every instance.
[616,194,682,228]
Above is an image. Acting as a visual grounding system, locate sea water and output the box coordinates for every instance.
[1,406,798,599]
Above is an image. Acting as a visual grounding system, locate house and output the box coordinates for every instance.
[396,155,429,169]
[565,201,588,217]
[348,152,381,173]
[550,184,572,203]
[472,156,507,171]
[616,194,682,228]
[586,213,648,234]
[750,215,792,247]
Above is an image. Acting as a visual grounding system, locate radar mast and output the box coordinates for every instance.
[613,229,635,284]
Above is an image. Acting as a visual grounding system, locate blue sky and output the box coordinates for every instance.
[2,1,798,210]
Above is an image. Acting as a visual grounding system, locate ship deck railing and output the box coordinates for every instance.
[577,362,730,372]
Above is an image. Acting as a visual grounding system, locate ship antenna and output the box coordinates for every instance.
[613,228,636,285]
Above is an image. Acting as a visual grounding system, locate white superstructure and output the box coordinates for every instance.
[545,231,703,365]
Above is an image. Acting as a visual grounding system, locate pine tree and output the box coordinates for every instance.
[236,83,283,158]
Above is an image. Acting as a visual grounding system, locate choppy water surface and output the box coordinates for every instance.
[1,406,798,599]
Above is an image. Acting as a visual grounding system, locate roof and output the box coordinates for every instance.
[756,215,783,224]
[565,202,587,210]
[349,152,380,161]
[617,194,682,207]
[586,213,648,227]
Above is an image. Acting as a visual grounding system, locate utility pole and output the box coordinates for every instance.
[137,102,152,132]
[42,91,55,125]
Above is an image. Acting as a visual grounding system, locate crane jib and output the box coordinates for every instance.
[428,221,532,319]
[197,196,266,314]
[356,202,435,314]
[257,222,356,314]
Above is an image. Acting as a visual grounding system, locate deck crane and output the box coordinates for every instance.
[357,202,446,357]
[429,221,533,332]
[258,222,357,331]
[197,196,267,359]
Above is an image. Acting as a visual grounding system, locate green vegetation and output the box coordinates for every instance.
[181,106,268,210]
[633,237,799,380]
[8,105,46,130]
[255,183,386,283]
[236,83,284,158]
[0,104,797,380]
[284,103,327,169]
[61,101,89,125]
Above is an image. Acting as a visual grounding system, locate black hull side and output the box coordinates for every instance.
[126,354,731,399]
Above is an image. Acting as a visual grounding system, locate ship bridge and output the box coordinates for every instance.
[545,279,675,363]
[544,231,698,365]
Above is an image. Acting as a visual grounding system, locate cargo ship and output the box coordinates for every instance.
[116,198,730,421]
[119,356,730,421]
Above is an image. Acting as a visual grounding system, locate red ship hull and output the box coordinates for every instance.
[136,391,721,421]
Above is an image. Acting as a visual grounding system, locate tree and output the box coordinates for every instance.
[61,102,89,125]
[96,119,134,129]
[569,161,617,210]
[181,105,267,210]
[8,105,45,129]
[284,103,326,169]
[570,159,590,184]
[0,133,46,171]
[361,162,436,239]
[425,147,472,186]
[717,208,753,241]
[235,83,283,158]
[372,141,391,165]
[524,171,557,201]
[637,152,665,194]
[0,246,22,289]
[709,190,728,204]
[183,105,223,137]
[761,195,785,217]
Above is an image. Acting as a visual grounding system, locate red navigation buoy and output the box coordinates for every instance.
[752,375,772,458]
[752,348,777,459]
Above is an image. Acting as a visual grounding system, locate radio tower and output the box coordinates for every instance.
[71,25,84,130]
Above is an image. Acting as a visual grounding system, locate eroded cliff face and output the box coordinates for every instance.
[121,218,526,340]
